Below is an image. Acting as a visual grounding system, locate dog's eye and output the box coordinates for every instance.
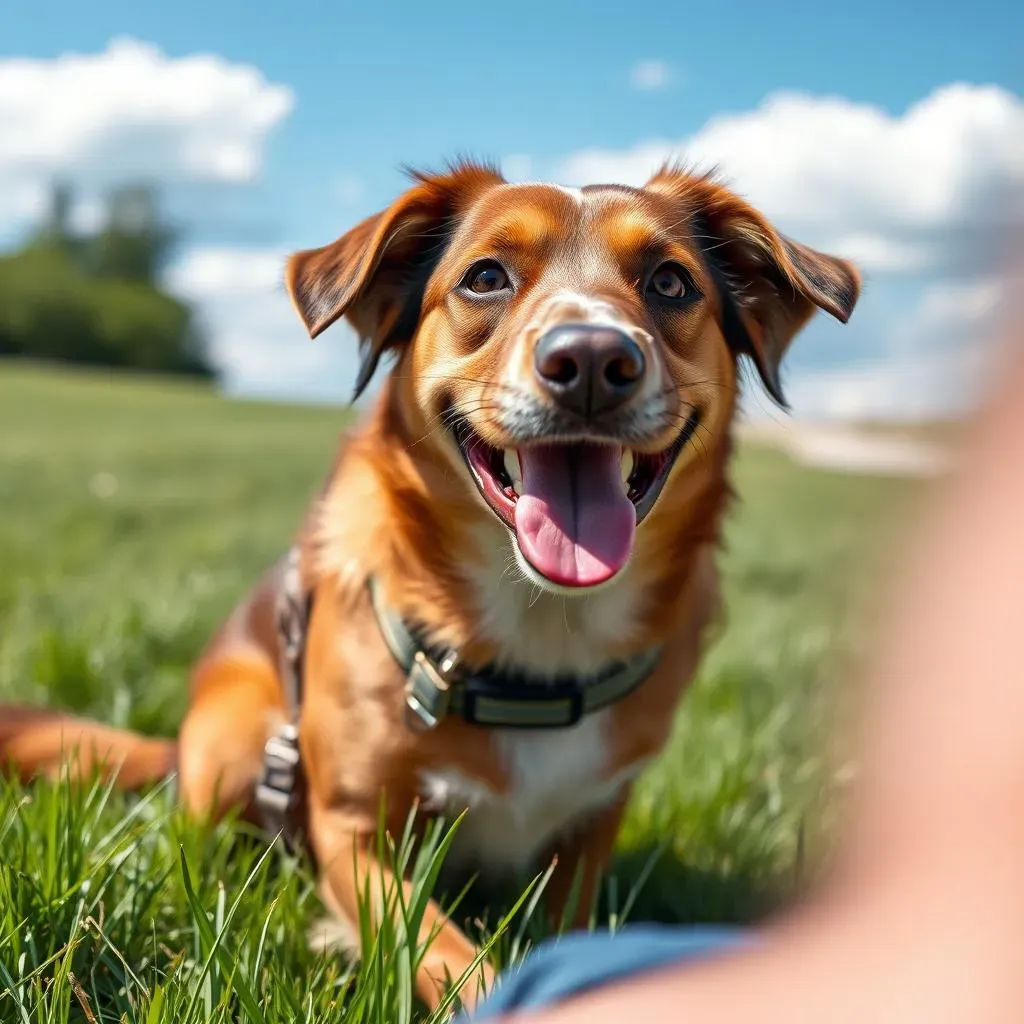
[462,261,511,295]
[647,263,689,300]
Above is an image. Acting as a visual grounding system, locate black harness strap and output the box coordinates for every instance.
[255,545,311,844]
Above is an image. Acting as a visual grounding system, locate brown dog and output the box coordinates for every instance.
[0,162,859,1010]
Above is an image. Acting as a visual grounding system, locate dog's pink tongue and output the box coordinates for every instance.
[514,444,635,588]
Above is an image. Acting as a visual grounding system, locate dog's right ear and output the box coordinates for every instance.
[285,161,504,399]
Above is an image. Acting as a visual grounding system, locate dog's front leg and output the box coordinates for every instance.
[308,798,495,1012]
[542,795,630,932]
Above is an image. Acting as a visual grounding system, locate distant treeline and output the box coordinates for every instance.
[0,184,215,380]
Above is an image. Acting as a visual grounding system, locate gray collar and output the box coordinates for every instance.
[367,576,662,731]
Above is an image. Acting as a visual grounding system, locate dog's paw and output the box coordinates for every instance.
[420,950,496,1016]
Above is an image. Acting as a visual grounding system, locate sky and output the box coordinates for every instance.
[2,0,1021,420]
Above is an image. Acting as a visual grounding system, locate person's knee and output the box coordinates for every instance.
[465,925,752,1021]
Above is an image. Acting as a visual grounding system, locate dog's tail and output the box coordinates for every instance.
[0,705,176,790]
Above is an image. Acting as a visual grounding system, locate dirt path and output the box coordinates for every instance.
[737,420,956,477]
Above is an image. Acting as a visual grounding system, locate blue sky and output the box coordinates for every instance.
[2,1,1021,418]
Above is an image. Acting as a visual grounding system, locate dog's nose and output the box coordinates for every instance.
[534,324,645,418]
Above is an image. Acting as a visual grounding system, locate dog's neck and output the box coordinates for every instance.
[315,386,730,680]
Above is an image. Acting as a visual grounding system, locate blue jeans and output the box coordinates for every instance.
[462,924,751,1021]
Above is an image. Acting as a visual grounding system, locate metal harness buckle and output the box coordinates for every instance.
[256,722,300,822]
[404,648,461,732]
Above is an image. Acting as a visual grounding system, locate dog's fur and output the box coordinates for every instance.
[0,162,859,1010]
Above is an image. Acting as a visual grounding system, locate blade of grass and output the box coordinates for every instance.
[178,842,276,1024]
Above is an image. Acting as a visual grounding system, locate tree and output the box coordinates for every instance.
[41,182,74,248]
[87,184,178,285]
[0,183,216,380]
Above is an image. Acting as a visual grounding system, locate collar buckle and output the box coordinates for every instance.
[404,648,461,732]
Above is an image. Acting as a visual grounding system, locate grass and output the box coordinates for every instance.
[0,362,921,1021]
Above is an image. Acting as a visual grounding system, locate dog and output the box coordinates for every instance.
[0,161,859,1011]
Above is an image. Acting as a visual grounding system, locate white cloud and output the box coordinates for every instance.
[166,245,289,298]
[554,84,1024,275]
[165,246,362,402]
[772,346,999,423]
[0,37,293,232]
[890,277,1005,354]
[629,60,673,92]
[743,274,1010,423]
[825,233,932,274]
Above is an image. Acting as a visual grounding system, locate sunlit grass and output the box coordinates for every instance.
[0,362,920,1020]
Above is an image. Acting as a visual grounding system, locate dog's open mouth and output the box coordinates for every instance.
[453,411,701,589]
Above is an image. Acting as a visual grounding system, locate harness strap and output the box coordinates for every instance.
[255,546,310,844]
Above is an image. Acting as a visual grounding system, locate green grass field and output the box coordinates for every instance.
[0,363,921,1022]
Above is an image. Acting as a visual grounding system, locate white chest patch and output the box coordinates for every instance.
[420,710,648,877]
[463,523,642,679]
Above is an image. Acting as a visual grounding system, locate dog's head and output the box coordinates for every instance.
[287,162,859,594]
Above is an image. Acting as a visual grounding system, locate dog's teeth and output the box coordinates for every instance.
[621,451,634,489]
[504,449,523,494]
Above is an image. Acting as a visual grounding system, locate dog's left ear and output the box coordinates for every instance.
[647,169,861,408]
[285,161,504,399]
